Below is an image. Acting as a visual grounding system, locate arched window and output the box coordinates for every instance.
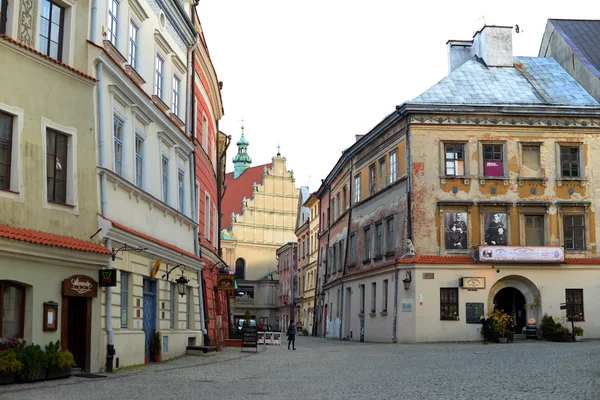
[235,258,245,280]
[1,281,25,339]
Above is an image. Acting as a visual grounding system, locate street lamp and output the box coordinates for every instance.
[402,271,412,291]
[176,275,189,297]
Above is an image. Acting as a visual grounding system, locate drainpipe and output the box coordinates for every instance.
[91,0,98,42]
[96,61,114,372]
[392,267,399,342]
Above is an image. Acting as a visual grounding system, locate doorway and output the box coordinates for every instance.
[323,305,328,337]
[66,296,89,370]
[142,279,156,360]
[343,288,351,339]
[493,287,526,332]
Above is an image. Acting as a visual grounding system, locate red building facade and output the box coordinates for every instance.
[191,9,229,348]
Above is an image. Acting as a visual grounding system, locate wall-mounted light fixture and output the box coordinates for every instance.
[162,264,190,297]
[402,271,412,291]
[111,244,147,261]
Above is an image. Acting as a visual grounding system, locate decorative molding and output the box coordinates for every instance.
[130,105,152,126]
[410,115,600,128]
[128,0,149,21]
[103,40,127,65]
[17,0,37,47]
[171,54,186,74]
[154,30,174,55]
[124,64,146,86]
[158,131,176,148]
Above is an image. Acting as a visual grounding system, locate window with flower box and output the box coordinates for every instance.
[566,289,584,322]
[440,288,458,320]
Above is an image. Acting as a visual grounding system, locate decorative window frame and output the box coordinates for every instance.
[478,140,508,185]
[517,141,547,187]
[41,117,78,214]
[555,142,586,187]
[557,202,590,254]
[478,201,511,247]
[34,0,77,65]
[516,202,551,246]
[438,201,473,255]
[439,140,470,185]
[127,16,141,70]
[0,102,24,202]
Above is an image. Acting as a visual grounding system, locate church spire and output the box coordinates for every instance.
[233,120,252,179]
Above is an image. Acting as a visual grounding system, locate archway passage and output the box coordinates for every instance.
[494,287,526,332]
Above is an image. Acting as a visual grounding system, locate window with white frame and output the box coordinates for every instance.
[170,282,176,329]
[0,110,14,191]
[354,174,360,203]
[161,155,169,203]
[46,128,68,203]
[378,157,386,189]
[39,0,65,61]
[213,204,218,244]
[128,20,139,69]
[155,54,164,99]
[120,271,129,328]
[134,135,143,188]
[172,76,181,116]
[205,193,211,240]
[444,143,465,176]
[177,168,185,213]
[369,164,376,195]
[389,150,397,182]
[113,117,123,176]
[202,116,208,152]
[107,0,118,46]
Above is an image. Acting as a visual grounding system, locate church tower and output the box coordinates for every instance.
[233,125,252,178]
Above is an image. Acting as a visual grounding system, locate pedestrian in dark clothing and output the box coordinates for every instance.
[287,321,296,350]
[480,315,491,345]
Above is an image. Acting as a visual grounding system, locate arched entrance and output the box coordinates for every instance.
[488,275,541,332]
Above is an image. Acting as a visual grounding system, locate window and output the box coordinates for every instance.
[107,0,118,46]
[0,111,13,191]
[369,164,376,195]
[170,282,176,329]
[379,157,386,189]
[440,288,458,320]
[375,222,383,258]
[338,240,344,271]
[0,0,7,35]
[120,271,129,328]
[525,215,544,246]
[342,187,346,212]
[348,233,356,265]
[128,20,139,69]
[336,193,341,218]
[560,146,580,178]
[177,168,185,213]
[364,227,371,260]
[444,144,464,176]
[563,215,585,250]
[235,258,245,280]
[389,150,397,182]
[113,117,123,176]
[202,116,208,152]
[565,289,584,321]
[204,193,210,240]
[186,287,191,329]
[172,76,181,116]
[371,282,376,313]
[155,54,164,98]
[46,129,68,203]
[482,144,503,177]
[213,204,218,244]
[359,284,365,314]
[522,145,540,171]
[382,280,388,312]
[39,0,65,60]
[0,281,25,339]
[386,218,394,253]
[161,156,169,203]
[134,135,143,188]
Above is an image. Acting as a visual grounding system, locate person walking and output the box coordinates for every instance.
[287,320,297,350]
[480,315,491,344]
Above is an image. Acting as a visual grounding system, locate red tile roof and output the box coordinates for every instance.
[564,258,600,265]
[221,164,271,230]
[100,215,201,262]
[0,224,111,255]
[0,34,97,82]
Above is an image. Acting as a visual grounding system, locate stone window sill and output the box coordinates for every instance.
[380,311,388,316]
[369,312,376,317]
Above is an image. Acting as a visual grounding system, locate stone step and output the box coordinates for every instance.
[186,346,218,356]
[512,334,527,341]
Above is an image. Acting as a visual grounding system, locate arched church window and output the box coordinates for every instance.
[235,258,245,280]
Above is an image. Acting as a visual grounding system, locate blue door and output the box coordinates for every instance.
[143,279,156,359]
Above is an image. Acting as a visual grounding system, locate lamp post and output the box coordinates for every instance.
[402,271,412,291]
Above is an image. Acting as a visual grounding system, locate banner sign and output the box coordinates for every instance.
[217,274,235,291]
[476,246,564,263]
[99,269,117,287]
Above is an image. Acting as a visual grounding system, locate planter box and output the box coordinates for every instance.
[0,372,15,385]
[17,368,47,383]
[46,366,70,380]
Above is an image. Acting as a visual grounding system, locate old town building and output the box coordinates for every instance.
[304,193,320,335]
[276,242,297,331]
[294,187,311,333]
[317,25,600,342]
[221,139,299,332]
[90,0,205,368]
[0,0,111,372]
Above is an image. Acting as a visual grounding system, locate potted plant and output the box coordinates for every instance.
[45,341,74,380]
[150,330,162,362]
[489,309,515,343]
[0,350,23,385]
[573,326,584,342]
[15,344,47,382]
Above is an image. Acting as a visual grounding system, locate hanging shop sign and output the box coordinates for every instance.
[99,269,117,287]
[459,277,485,290]
[475,246,564,263]
[217,274,235,291]
[150,259,162,278]
[62,275,98,297]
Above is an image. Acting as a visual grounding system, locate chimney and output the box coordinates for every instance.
[447,25,513,73]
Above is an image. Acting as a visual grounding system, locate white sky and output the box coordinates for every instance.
[196,0,599,192]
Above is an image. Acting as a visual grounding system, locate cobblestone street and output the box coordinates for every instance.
[1,337,600,400]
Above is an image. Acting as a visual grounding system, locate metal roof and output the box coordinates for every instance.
[548,19,600,79]
[411,56,599,106]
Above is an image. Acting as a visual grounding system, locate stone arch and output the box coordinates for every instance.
[488,275,542,325]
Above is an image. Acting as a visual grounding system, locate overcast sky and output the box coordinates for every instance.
[197,1,599,192]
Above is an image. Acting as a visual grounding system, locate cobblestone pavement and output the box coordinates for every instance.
[1,337,600,400]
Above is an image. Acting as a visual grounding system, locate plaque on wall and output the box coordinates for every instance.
[62,275,98,297]
[423,273,434,279]
[466,302,484,324]
[43,301,59,331]
[459,277,485,289]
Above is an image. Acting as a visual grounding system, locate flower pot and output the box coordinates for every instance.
[0,372,15,385]
[498,337,508,344]
[152,354,161,362]
[46,366,70,380]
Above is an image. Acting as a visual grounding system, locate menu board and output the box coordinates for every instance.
[241,327,258,352]
[466,302,484,324]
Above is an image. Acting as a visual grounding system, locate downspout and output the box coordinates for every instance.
[91,0,98,42]
[339,154,353,340]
